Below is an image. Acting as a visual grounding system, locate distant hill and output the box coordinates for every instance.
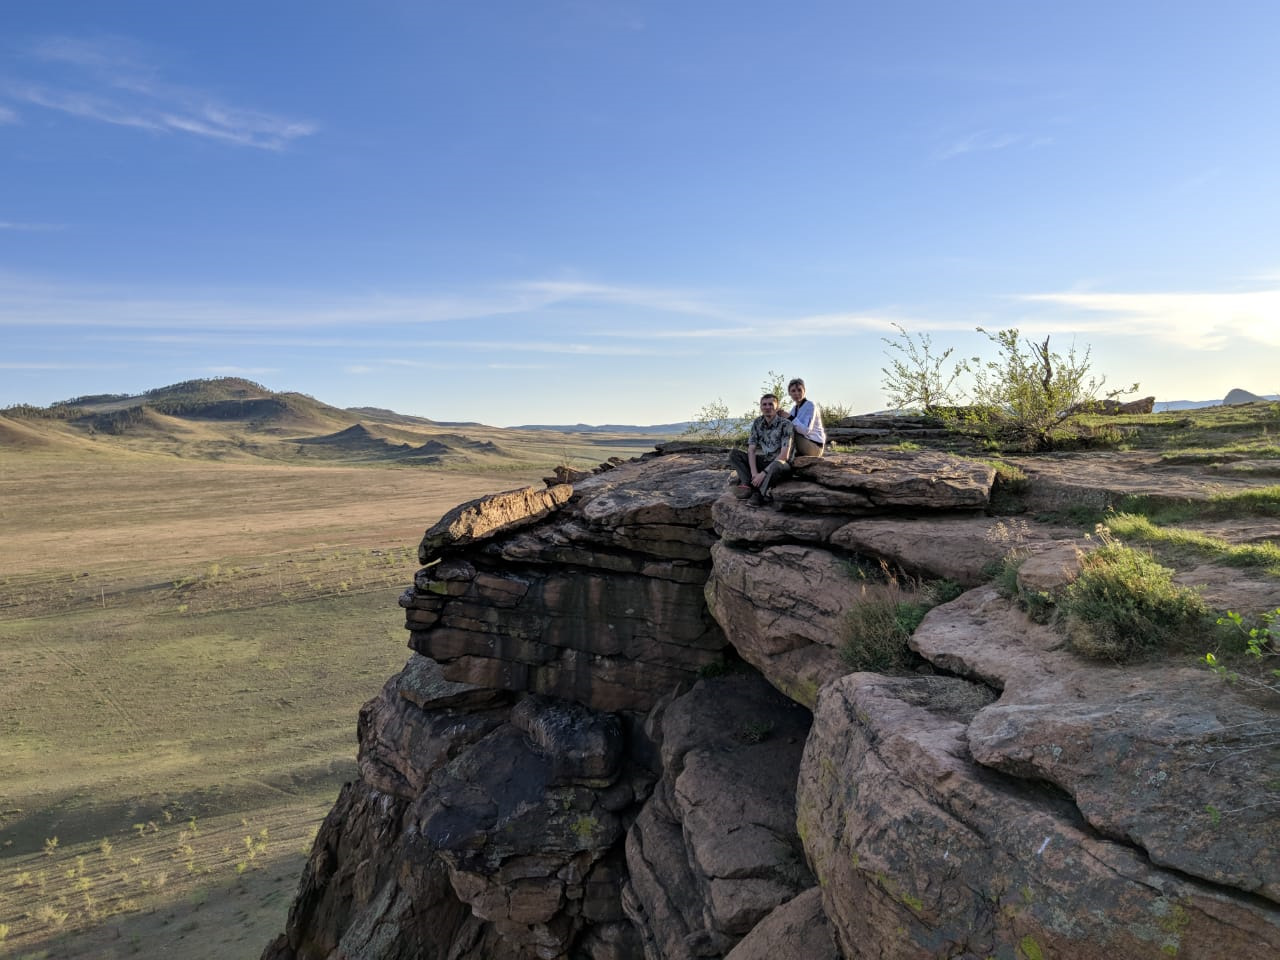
[1155,392,1279,412]
[0,377,664,468]
[346,407,485,429]
[37,377,352,432]
[511,422,691,435]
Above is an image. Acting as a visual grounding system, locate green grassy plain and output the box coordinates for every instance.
[0,427,660,959]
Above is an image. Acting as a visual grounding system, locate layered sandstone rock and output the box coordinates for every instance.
[913,588,1280,902]
[404,451,731,713]
[797,667,1280,960]
[708,451,1000,706]
[269,445,1280,960]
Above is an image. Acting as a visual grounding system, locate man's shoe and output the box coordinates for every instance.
[733,484,753,500]
[747,491,765,507]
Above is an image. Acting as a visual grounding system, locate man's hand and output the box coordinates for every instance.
[751,471,766,488]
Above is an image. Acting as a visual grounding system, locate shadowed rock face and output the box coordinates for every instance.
[622,671,815,960]
[268,446,1280,960]
[265,656,647,960]
[405,451,732,713]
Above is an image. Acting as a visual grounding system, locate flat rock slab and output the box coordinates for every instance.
[912,587,1280,902]
[793,451,995,509]
[420,483,573,561]
[1016,452,1277,514]
[831,515,1077,587]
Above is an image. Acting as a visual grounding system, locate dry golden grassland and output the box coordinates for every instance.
[0,436,654,960]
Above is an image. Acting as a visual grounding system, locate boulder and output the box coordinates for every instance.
[711,494,848,545]
[913,587,1280,902]
[705,541,859,707]
[797,669,1280,960]
[722,888,840,960]
[1118,395,1155,414]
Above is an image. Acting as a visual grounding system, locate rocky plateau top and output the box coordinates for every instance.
[264,442,1280,960]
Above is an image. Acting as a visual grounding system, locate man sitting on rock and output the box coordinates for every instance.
[784,377,826,457]
[730,393,794,506]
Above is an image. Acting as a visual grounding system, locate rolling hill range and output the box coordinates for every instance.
[0,377,670,470]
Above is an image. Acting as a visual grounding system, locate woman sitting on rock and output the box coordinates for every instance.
[785,378,826,457]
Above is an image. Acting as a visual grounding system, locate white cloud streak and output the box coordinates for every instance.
[0,105,18,124]
[938,130,1024,160]
[8,36,316,150]
[0,221,64,232]
[1017,289,1280,350]
[206,365,279,376]
[0,361,126,370]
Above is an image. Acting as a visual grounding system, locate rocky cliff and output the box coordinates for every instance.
[264,446,1280,960]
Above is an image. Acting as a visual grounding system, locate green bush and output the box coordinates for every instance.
[1206,608,1280,696]
[967,327,1138,451]
[1060,541,1209,660]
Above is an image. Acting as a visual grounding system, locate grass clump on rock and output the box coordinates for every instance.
[1059,534,1210,661]
[840,577,964,671]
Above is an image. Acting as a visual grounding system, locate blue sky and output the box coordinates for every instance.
[2,1,1278,425]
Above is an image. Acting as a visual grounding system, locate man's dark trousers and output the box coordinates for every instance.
[728,449,791,497]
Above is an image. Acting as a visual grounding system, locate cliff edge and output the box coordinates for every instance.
[264,446,1280,960]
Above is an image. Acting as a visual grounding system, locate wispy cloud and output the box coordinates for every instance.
[938,130,1024,160]
[0,361,126,370]
[517,280,737,321]
[8,35,316,150]
[0,104,17,124]
[0,284,537,330]
[0,221,64,232]
[1017,288,1280,350]
[206,365,279,376]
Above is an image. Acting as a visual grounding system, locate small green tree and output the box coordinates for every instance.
[968,327,1136,450]
[880,323,966,413]
[683,397,749,445]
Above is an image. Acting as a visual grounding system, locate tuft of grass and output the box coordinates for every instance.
[1117,485,1280,524]
[1104,513,1280,574]
[982,458,1030,493]
[1161,444,1280,464]
[841,576,963,672]
[1060,535,1209,661]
